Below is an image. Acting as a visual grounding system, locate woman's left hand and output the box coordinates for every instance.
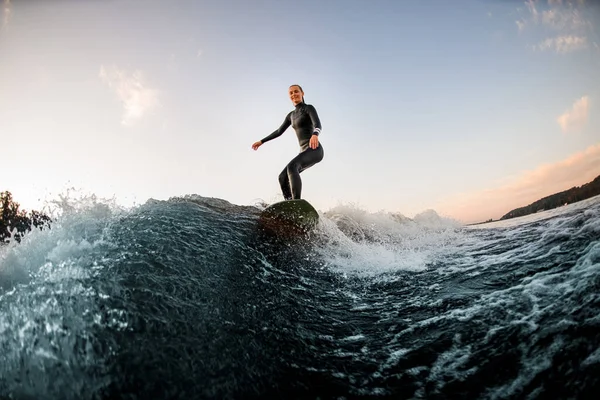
[309,134,319,149]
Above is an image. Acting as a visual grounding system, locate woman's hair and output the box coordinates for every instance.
[290,84,305,103]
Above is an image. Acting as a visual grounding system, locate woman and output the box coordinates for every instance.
[252,84,324,200]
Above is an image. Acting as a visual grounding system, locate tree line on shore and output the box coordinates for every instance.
[500,175,600,220]
[0,191,51,243]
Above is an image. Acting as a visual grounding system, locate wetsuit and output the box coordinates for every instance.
[260,102,324,200]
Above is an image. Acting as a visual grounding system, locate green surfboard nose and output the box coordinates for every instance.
[259,199,319,236]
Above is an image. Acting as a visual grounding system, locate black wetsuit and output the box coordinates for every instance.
[261,102,324,200]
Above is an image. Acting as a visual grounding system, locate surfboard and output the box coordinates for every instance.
[258,199,319,236]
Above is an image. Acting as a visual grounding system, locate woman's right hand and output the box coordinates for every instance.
[251,141,262,150]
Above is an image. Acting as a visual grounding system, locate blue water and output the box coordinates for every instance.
[1,194,599,399]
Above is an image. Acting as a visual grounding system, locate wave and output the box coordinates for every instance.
[0,193,598,399]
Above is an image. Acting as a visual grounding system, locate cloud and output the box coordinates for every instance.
[542,8,587,30]
[99,65,159,126]
[538,35,587,53]
[517,0,592,55]
[526,0,539,23]
[2,0,11,30]
[548,0,586,7]
[557,96,590,132]
[437,143,600,223]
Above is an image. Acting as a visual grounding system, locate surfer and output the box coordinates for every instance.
[251,84,324,200]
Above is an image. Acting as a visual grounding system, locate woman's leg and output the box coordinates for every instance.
[282,145,324,200]
[278,168,293,200]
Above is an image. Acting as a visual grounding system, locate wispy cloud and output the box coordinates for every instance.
[2,0,11,30]
[542,8,587,30]
[557,96,590,132]
[526,0,539,23]
[517,0,592,55]
[548,0,586,8]
[99,65,159,126]
[538,35,587,52]
[438,143,600,223]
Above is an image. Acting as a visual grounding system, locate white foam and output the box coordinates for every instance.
[582,347,600,366]
[428,336,478,388]
[341,334,366,342]
[0,191,129,390]
[488,337,565,400]
[0,192,124,289]
[380,348,410,370]
[315,206,463,276]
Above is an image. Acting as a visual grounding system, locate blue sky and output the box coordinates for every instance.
[1,0,599,223]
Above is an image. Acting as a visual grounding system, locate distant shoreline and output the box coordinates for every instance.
[467,175,600,226]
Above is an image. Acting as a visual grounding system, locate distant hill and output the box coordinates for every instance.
[500,175,600,220]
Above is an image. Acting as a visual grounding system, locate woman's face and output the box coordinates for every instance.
[289,85,304,105]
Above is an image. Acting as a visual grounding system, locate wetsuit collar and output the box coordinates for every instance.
[294,101,305,108]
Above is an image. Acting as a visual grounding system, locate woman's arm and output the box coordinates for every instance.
[260,113,292,144]
[307,105,322,149]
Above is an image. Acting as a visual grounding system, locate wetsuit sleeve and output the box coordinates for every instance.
[307,105,322,136]
[261,113,291,143]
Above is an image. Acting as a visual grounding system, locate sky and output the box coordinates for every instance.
[1,0,599,224]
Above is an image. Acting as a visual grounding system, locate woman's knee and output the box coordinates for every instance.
[286,162,301,176]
